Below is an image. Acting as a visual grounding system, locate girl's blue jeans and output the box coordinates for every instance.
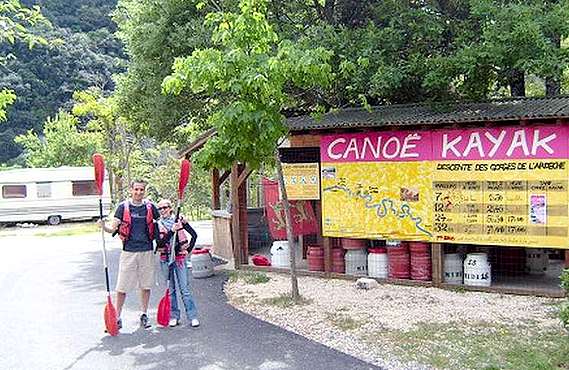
[160,258,198,321]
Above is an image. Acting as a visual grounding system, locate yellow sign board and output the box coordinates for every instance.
[320,126,569,249]
[283,163,320,200]
[432,160,568,248]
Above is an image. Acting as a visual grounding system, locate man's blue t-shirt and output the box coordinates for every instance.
[114,201,159,252]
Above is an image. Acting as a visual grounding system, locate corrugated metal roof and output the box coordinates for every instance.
[286,96,569,132]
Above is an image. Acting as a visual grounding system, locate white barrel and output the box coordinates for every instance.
[270,241,290,268]
[368,252,388,278]
[443,253,463,284]
[190,249,214,278]
[525,249,548,275]
[463,253,491,287]
[345,249,367,276]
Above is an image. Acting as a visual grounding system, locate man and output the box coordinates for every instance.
[100,179,159,330]
[156,199,200,328]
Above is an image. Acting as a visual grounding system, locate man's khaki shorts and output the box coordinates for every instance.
[116,250,155,293]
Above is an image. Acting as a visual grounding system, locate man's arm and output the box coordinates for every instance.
[101,218,120,234]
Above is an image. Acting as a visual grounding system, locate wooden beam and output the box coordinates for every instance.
[565,250,569,268]
[230,163,242,265]
[219,170,230,185]
[323,237,331,276]
[238,164,249,264]
[211,168,221,210]
[431,243,443,286]
[237,165,253,188]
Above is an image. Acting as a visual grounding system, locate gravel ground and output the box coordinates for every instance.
[224,272,564,370]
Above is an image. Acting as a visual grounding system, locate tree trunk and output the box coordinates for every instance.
[274,149,300,301]
[510,69,526,97]
[546,77,561,96]
[546,33,562,97]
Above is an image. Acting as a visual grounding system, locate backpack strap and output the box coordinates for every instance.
[118,201,131,242]
[145,201,155,240]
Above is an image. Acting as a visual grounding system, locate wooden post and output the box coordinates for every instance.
[230,163,242,266]
[315,200,323,246]
[238,165,248,264]
[323,237,331,276]
[212,168,220,210]
[431,243,443,286]
[565,250,569,268]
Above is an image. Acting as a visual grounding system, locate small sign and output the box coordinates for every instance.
[282,163,320,200]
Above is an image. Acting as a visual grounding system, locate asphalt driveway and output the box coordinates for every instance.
[0,226,379,370]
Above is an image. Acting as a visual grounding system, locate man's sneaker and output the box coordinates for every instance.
[190,318,200,328]
[139,314,151,329]
[169,318,180,327]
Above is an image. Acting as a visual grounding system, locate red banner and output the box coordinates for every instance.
[262,177,319,240]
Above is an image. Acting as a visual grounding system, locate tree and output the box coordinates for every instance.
[0,0,48,122]
[72,88,137,201]
[112,0,223,144]
[0,0,124,162]
[163,0,332,300]
[14,110,103,167]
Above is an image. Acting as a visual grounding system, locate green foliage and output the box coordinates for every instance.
[228,271,270,284]
[162,0,332,170]
[14,110,103,167]
[370,322,569,370]
[0,89,16,121]
[0,0,49,126]
[261,293,311,307]
[561,268,569,329]
[112,0,217,143]
[0,0,48,50]
[561,269,569,292]
[560,303,569,331]
[0,0,124,162]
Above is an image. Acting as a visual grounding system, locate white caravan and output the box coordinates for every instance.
[0,166,111,225]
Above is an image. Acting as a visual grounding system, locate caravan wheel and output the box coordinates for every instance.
[47,215,61,226]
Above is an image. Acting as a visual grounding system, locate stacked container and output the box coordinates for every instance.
[367,247,388,278]
[387,240,410,279]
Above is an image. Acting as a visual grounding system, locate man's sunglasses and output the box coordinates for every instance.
[158,206,171,210]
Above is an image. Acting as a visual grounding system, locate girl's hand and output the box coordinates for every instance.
[172,221,183,231]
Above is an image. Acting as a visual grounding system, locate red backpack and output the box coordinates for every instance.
[118,201,155,242]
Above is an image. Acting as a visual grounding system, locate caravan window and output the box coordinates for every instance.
[2,185,27,198]
[72,180,98,196]
[37,182,52,198]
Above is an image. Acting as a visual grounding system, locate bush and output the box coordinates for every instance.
[560,303,569,330]
[560,269,569,292]
[559,269,569,330]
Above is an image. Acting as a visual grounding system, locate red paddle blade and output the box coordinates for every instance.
[178,159,191,200]
[92,153,105,196]
[157,288,171,327]
[104,296,119,336]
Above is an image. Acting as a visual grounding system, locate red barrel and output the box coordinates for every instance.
[331,248,345,273]
[409,242,432,281]
[307,245,324,272]
[387,242,410,279]
[342,238,368,250]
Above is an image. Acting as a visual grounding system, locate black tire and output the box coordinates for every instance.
[47,215,61,226]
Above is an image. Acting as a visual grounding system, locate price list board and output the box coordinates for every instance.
[432,160,569,248]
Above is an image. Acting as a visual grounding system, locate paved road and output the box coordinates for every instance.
[0,225,379,370]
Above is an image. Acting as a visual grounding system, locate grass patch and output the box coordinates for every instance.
[365,322,569,370]
[326,312,367,331]
[34,224,99,237]
[227,271,270,284]
[261,293,312,308]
